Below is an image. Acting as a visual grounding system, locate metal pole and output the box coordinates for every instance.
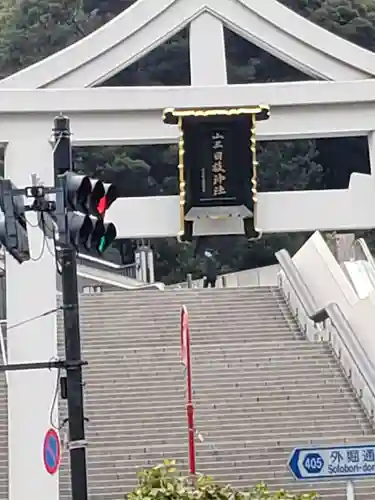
[140,246,148,282]
[147,246,155,284]
[187,274,193,288]
[53,114,73,175]
[180,306,196,475]
[53,115,88,500]
[346,480,355,500]
[186,323,196,475]
[60,245,88,500]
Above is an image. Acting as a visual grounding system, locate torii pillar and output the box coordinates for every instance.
[5,119,59,500]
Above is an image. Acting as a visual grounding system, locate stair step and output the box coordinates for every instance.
[54,287,375,498]
[81,342,325,354]
[81,362,341,375]
[84,381,350,395]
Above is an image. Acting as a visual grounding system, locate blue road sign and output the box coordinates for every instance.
[43,428,61,475]
[289,444,375,480]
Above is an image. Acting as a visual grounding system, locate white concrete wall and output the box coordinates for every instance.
[291,232,375,368]
[220,265,280,287]
[178,264,279,288]
[292,231,358,311]
[344,261,375,299]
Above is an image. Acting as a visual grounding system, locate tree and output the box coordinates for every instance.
[128,460,318,500]
[0,0,104,78]
[280,0,375,52]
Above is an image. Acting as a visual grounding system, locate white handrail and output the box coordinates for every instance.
[277,260,375,424]
[352,238,375,268]
[347,238,375,297]
[77,252,135,271]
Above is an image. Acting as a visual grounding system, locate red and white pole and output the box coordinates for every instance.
[180,305,196,475]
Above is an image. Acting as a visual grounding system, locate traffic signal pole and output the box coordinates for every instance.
[60,245,88,500]
[53,115,89,500]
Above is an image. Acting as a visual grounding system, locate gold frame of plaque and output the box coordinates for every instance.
[162,105,270,239]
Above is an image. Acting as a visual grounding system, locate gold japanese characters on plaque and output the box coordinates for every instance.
[211,130,227,198]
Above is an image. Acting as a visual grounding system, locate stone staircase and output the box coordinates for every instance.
[58,287,375,499]
[0,371,7,499]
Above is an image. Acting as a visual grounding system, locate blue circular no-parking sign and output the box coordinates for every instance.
[43,428,61,475]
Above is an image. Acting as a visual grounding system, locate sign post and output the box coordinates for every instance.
[43,428,61,475]
[180,305,196,476]
[347,480,355,500]
[289,443,375,499]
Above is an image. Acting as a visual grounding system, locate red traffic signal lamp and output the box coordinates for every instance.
[59,172,118,255]
[96,183,117,217]
[60,172,117,218]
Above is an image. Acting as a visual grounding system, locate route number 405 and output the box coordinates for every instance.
[303,454,324,473]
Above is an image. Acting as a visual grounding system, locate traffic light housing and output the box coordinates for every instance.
[59,172,117,255]
[0,179,30,263]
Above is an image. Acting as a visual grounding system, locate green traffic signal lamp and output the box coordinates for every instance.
[98,222,117,254]
[91,221,117,255]
[67,215,117,254]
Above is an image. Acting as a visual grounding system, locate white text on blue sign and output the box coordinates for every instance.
[289,444,375,480]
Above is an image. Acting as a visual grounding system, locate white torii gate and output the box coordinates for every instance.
[3,0,375,499]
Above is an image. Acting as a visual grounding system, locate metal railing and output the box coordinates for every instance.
[0,248,137,279]
[276,249,375,425]
[76,252,136,279]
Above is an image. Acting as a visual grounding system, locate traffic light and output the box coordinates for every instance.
[59,172,117,255]
[97,182,117,217]
[0,179,30,263]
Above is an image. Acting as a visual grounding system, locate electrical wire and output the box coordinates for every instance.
[29,234,46,262]
[23,213,46,261]
[7,306,64,331]
[53,231,63,275]
[24,213,48,262]
[48,359,69,462]
[51,133,63,155]
[49,363,62,431]
[25,211,63,274]
[24,215,40,228]
[39,212,63,274]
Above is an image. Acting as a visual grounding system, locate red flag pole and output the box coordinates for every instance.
[180,305,196,475]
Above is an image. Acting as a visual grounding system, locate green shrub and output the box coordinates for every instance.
[127,459,318,500]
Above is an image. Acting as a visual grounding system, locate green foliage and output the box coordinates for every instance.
[280,0,375,51]
[128,460,319,500]
[0,0,105,77]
